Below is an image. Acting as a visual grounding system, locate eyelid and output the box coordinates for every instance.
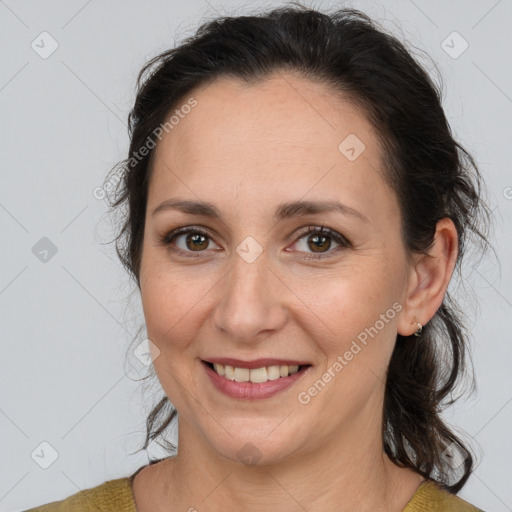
[292,225,351,245]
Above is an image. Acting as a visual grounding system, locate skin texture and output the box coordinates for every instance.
[133,71,458,511]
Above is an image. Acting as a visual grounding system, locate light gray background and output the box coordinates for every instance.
[1,1,511,510]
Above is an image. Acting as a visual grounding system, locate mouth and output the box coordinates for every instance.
[201,359,312,400]
[203,360,308,382]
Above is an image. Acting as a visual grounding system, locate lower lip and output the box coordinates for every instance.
[202,362,310,400]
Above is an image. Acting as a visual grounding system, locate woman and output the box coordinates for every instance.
[26,4,490,511]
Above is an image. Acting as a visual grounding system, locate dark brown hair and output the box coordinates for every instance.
[106,4,491,492]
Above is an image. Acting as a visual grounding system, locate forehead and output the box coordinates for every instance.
[148,72,390,216]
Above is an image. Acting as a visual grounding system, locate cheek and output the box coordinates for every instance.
[298,272,402,414]
[142,284,198,348]
[299,273,404,420]
[299,265,399,353]
[139,260,210,405]
[139,251,227,365]
[140,254,201,348]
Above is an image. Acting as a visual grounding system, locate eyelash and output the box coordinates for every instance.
[159,225,351,260]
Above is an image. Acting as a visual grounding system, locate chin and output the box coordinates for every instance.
[201,421,307,468]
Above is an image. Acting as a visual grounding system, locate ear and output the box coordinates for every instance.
[397,218,459,336]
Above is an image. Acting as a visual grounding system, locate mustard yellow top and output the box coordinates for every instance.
[23,477,484,511]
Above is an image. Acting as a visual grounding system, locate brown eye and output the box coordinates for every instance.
[307,234,332,253]
[162,227,221,257]
[291,226,351,258]
[185,233,209,251]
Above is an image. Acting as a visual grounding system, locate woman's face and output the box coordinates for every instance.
[139,72,415,465]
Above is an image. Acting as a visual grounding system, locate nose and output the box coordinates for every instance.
[213,249,288,344]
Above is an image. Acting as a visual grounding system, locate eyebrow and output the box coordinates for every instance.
[151,199,368,223]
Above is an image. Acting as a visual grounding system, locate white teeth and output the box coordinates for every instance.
[224,365,235,380]
[249,367,268,383]
[234,367,250,382]
[210,363,301,382]
[213,363,224,376]
[267,366,281,380]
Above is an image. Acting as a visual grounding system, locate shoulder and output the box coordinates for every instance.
[21,477,136,512]
[404,481,485,512]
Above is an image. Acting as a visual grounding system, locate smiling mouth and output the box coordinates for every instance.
[202,361,311,383]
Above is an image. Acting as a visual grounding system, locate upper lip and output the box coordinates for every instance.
[203,358,311,369]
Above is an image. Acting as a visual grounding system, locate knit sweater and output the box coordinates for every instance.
[23,477,484,511]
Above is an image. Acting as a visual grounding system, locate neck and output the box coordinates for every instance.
[161,418,423,512]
